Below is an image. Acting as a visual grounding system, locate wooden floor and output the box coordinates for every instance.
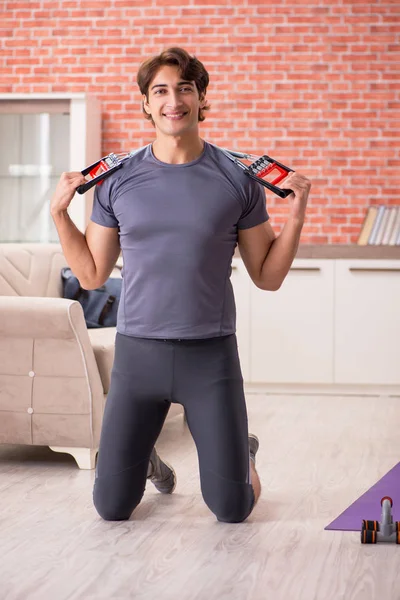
[1,393,400,600]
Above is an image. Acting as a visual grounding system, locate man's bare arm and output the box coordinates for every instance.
[51,172,120,290]
[238,171,311,291]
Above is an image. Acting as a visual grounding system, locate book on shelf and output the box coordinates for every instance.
[373,207,390,245]
[382,207,398,245]
[368,205,385,245]
[390,208,400,245]
[357,207,377,245]
[357,205,400,246]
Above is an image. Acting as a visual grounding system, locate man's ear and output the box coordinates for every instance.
[142,94,151,115]
[199,93,207,109]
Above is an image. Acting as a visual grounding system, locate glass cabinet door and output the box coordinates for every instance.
[0,107,69,242]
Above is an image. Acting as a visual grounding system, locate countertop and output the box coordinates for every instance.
[235,245,400,260]
[295,245,400,259]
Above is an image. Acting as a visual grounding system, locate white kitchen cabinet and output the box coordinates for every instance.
[249,259,335,384]
[231,257,251,381]
[334,260,400,385]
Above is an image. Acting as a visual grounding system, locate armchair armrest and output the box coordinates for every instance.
[0,296,88,339]
[0,297,104,449]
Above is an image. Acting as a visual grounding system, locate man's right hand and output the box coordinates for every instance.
[51,172,88,217]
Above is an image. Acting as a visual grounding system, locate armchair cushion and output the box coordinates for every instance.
[0,244,66,297]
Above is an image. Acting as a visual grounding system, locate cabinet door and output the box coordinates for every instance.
[231,258,251,381]
[250,260,335,384]
[334,260,400,385]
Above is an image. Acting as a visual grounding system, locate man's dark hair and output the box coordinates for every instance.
[137,47,211,124]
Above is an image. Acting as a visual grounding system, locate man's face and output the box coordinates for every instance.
[143,65,204,136]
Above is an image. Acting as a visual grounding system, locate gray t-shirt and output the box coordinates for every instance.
[90,142,269,339]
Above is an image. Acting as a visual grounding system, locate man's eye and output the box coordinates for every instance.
[181,87,192,92]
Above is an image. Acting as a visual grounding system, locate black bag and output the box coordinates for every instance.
[61,267,122,328]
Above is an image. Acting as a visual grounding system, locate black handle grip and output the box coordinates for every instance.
[76,178,99,195]
[270,186,293,198]
[76,164,123,195]
[245,171,294,198]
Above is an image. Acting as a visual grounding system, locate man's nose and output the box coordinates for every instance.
[166,90,182,107]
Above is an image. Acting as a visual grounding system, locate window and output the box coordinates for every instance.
[0,95,101,242]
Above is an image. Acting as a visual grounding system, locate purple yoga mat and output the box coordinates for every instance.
[325,461,400,531]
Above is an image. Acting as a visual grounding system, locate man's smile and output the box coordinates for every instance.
[162,111,188,120]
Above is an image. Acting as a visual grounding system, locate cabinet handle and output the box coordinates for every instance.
[349,268,400,273]
[290,267,321,272]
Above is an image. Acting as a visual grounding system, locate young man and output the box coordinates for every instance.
[51,48,311,523]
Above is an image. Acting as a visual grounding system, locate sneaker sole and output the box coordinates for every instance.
[152,458,177,494]
[249,434,259,462]
[163,459,177,494]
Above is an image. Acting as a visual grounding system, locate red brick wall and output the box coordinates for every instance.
[2,0,399,244]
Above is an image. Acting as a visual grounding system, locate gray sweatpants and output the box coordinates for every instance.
[93,333,255,523]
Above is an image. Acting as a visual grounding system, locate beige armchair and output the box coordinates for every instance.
[0,243,181,469]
